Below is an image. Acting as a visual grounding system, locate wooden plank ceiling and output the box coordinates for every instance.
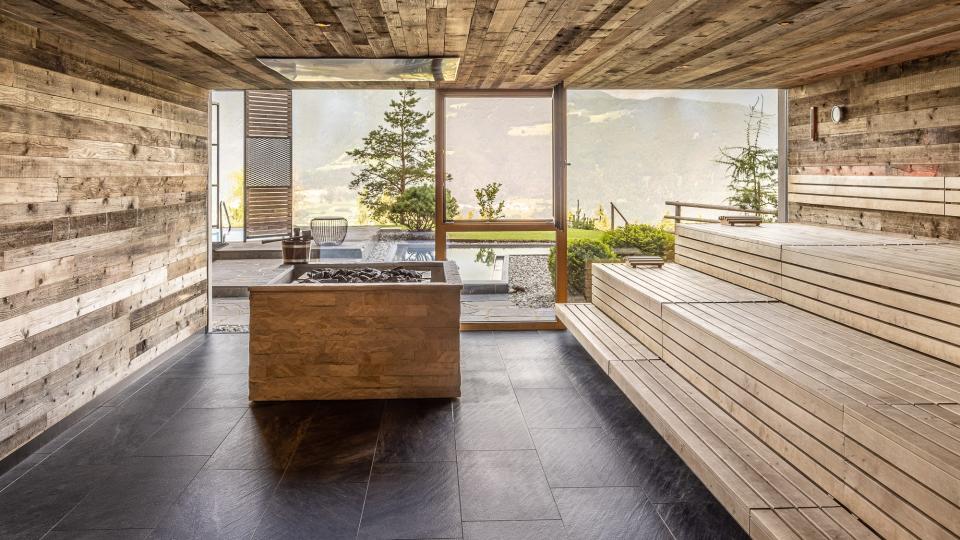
[2,0,960,90]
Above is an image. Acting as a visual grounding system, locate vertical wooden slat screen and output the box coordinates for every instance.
[244,90,293,240]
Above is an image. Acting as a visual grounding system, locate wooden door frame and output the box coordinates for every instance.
[434,85,568,331]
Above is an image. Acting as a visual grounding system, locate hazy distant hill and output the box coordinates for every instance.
[277,89,777,225]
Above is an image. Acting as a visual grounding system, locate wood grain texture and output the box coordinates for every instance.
[789,50,960,240]
[1,1,959,89]
[248,263,462,400]
[0,15,208,461]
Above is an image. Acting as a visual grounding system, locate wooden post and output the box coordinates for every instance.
[435,89,446,261]
[553,82,568,304]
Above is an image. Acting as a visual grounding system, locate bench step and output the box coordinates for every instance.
[590,263,773,356]
[555,303,657,373]
[675,222,960,367]
[609,360,875,539]
[663,301,960,540]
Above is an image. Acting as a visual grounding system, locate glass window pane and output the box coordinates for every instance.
[444,96,553,221]
[566,89,779,227]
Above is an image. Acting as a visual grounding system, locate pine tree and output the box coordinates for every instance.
[716,97,778,216]
[347,90,436,221]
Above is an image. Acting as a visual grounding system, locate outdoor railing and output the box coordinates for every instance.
[610,202,630,229]
[664,201,777,224]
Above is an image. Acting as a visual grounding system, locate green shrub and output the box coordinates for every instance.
[602,224,674,257]
[549,239,616,296]
[386,185,459,231]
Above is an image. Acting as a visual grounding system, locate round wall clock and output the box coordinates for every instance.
[831,105,846,123]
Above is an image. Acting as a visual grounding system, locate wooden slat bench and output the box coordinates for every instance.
[781,243,960,366]
[662,301,960,540]
[590,263,773,356]
[675,222,960,366]
[555,303,657,373]
[674,223,939,300]
[609,359,876,539]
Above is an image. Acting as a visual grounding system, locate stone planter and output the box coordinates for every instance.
[248,261,462,400]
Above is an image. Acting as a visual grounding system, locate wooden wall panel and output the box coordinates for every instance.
[0,15,208,461]
[788,51,960,240]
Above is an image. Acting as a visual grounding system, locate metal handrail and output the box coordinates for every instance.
[665,200,776,223]
[610,202,629,229]
[220,201,232,237]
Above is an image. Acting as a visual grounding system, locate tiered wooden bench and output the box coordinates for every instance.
[780,243,960,366]
[609,359,874,538]
[674,223,937,300]
[676,223,960,367]
[560,257,960,539]
[560,264,878,539]
[590,263,773,356]
[555,303,657,373]
[663,301,960,540]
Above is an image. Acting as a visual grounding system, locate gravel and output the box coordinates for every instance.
[508,254,555,308]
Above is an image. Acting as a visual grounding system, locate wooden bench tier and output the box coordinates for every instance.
[663,301,960,540]
[609,359,876,539]
[675,222,959,366]
[843,404,960,540]
[555,303,657,373]
[781,243,960,366]
[675,223,939,299]
[590,263,773,356]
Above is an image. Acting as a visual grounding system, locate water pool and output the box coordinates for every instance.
[394,243,550,282]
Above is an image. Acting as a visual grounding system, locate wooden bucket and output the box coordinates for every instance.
[281,238,310,264]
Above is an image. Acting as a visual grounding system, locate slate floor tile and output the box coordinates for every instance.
[184,374,251,408]
[0,453,47,492]
[376,399,455,463]
[459,370,516,403]
[656,501,749,540]
[457,450,559,521]
[0,462,113,540]
[150,468,280,540]
[636,445,712,504]
[460,345,505,372]
[515,388,598,429]
[43,529,152,539]
[33,407,114,455]
[134,407,245,456]
[284,402,381,483]
[56,456,208,530]
[553,487,672,540]
[463,520,567,540]
[205,402,315,470]
[454,401,534,451]
[505,359,573,388]
[253,479,365,540]
[531,428,647,487]
[358,462,462,540]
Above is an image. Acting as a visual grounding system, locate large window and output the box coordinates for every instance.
[443,95,554,221]
[292,90,434,226]
[567,89,778,226]
[210,91,244,240]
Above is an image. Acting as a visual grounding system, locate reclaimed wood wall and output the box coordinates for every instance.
[0,15,209,461]
[788,51,960,240]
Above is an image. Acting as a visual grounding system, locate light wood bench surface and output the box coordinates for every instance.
[591,263,773,356]
[555,303,657,373]
[609,359,875,538]
[662,301,960,539]
[781,243,960,366]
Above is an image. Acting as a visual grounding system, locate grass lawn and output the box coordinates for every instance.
[447,228,604,242]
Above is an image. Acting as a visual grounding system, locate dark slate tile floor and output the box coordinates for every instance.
[0,331,747,540]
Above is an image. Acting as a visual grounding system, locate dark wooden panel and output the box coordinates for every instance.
[0,15,208,461]
[788,50,960,240]
[1,2,959,89]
